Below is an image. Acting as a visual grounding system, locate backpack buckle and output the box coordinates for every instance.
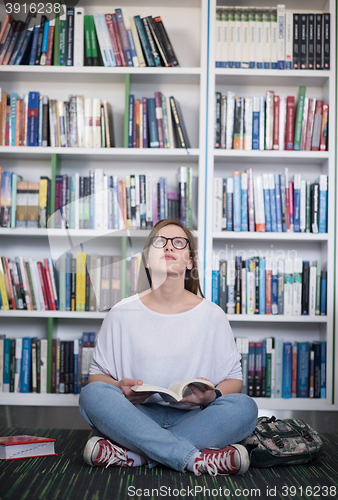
[272,435,284,448]
[300,429,313,441]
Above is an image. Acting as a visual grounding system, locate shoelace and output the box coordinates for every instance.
[94,440,128,468]
[193,449,236,476]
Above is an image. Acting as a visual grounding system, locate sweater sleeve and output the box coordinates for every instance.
[89,308,118,379]
[212,305,243,383]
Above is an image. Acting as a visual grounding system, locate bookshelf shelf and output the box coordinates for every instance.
[227,315,327,323]
[215,69,331,87]
[255,398,336,412]
[0,228,199,238]
[0,147,200,162]
[0,393,80,407]
[0,66,202,85]
[212,232,328,241]
[213,150,330,164]
[0,311,107,319]
[0,66,201,75]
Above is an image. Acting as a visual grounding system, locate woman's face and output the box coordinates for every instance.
[146,224,193,281]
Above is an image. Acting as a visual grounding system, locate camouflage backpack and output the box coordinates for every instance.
[241,416,325,467]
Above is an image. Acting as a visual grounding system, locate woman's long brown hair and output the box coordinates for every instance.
[136,218,205,298]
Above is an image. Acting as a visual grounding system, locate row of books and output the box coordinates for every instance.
[128,93,191,149]
[0,334,326,398]
[215,87,329,151]
[0,8,179,68]
[0,332,97,394]
[236,338,326,399]
[215,7,330,70]
[0,167,195,230]
[0,90,114,148]
[213,171,328,234]
[0,251,145,313]
[212,258,327,317]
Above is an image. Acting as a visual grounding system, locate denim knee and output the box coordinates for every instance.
[230,392,258,427]
[79,381,121,409]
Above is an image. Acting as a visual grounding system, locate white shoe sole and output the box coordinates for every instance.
[231,444,250,474]
[83,436,103,466]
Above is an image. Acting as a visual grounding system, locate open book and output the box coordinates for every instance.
[131,379,215,402]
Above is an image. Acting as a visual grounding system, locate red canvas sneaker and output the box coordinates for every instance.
[193,444,250,476]
[83,436,134,468]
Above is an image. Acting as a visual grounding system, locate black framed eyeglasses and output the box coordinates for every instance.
[150,236,190,250]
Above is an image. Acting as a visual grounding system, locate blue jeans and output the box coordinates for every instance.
[79,381,258,473]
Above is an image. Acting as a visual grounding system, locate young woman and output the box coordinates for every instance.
[79,218,258,476]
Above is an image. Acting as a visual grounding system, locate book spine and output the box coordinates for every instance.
[299,14,307,69]
[226,91,235,149]
[73,7,84,67]
[272,95,279,150]
[277,4,285,69]
[286,96,295,150]
[282,342,292,398]
[154,16,179,67]
[293,86,306,150]
[65,8,74,66]
[248,342,255,396]
[259,95,265,150]
[254,342,263,396]
[241,172,248,231]
[252,96,259,150]
[115,9,133,66]
[297,342,310,397]
[259,258,265,314]
[271,260,278,314]
[308,14,315,70]
[154,92,164,148]
[270,8,277,69]
[320,103,329,152]
[315,14,322,70]
[247,168,255,232]
[323,13,330,69]
[293,14,300,69]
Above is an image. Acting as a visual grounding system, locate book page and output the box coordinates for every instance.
[131,384,179,402]
[168,379,215,398]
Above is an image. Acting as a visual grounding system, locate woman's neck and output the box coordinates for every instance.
[140,278,194,313]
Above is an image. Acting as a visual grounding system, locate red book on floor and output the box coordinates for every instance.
[0,435,56,460]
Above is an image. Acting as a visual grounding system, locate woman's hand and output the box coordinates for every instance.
[170,377,217,407]
[118,378,155,405]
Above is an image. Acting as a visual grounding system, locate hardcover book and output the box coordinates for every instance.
[0,435,56,460]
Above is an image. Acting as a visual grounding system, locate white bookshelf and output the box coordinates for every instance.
[206,0,336,411]
[0,0,209,405]
[0,0,336,411]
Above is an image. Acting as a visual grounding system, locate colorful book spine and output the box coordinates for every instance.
[297,342,310,397]
[282,342,292,398]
